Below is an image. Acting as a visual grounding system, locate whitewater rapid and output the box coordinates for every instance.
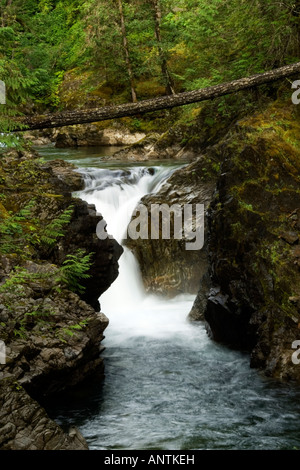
[76,165,196,342]
[38,147,300,451]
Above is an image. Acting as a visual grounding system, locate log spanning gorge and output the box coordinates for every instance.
[14,62,300,132]
[35,146,300,451]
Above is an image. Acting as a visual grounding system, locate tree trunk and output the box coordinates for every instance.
[117,0,138,103]
[14,62,300,132]
[150,0,175,95]
[292,0,300,54]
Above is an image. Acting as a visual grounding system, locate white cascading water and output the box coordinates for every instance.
[76,165,196,343]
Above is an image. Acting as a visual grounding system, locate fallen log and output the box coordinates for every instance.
[14,62,300,132]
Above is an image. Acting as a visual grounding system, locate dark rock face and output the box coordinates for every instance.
[204,286,256,350]
[0,151,123,449]
[50,197,123,311]
[29,158,124,311]
[125,156,217,297]
[199,101,300,381]
[0,258,109,399]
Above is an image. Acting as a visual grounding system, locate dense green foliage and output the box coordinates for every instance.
[0,200,74,255]
[0,0,299,139]
[59,248,94,294]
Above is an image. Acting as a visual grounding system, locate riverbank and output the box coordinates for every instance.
[44,152,300,450]
[1,93,300,450]
[123,96,300,382]
[0,150,122,449]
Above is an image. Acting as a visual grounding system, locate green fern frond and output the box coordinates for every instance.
[58,249,94,294]
[38,205,74,247]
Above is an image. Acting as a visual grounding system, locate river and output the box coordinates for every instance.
[38,145,300,451]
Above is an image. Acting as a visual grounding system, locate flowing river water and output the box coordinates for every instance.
[39,145,300,451]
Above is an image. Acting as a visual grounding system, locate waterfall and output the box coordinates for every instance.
[45,150,300,451]
[76,164,195,342]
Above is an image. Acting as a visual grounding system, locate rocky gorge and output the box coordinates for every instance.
[202,99,300,381]
[124,95,300,382]
[1,91,300,450]
[0,151,122,449]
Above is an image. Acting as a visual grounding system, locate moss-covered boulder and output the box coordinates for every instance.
[125,155,219,296]
[193,98,300,381]
[0,149,123,449]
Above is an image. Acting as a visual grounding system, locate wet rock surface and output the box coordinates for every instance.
[199,102,300,381]
[123,99,300,383]
[0,150,122,449]
[125,155,217,297]
[0,377,88,450]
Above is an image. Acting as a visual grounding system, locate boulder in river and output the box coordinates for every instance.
[125,154,219,297]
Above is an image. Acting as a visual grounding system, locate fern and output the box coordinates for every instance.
[58,249,94,294]
[38,205,74,247]
[0,267,28,295]
[0,266,53,296]
[0,200,36,254]
[0,203,74,254]
[57,319,90,342]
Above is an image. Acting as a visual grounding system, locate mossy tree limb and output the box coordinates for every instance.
[14,62,300,132]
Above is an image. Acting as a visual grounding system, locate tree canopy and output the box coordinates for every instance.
[0,0,299,142]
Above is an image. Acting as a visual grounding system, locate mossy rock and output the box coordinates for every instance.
[199,96,300,381]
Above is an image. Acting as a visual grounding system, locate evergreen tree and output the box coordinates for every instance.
[1,0,299,148]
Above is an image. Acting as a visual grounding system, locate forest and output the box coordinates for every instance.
[1,0,300,453]
[1,0,300,142]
